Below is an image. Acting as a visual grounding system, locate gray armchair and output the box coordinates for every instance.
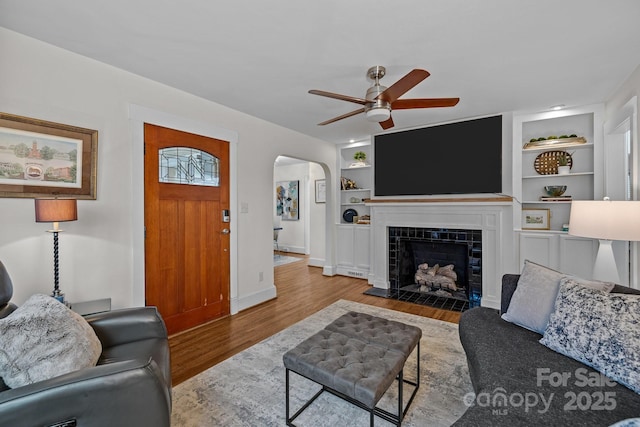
[0,261,172,427]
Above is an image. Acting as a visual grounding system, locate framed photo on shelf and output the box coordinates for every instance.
[0,113,98,199]
[522,208,550,230]
[314,179,326,203]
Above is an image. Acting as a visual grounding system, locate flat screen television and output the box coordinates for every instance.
[374,115,502,196]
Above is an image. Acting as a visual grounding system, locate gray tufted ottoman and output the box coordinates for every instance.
[283,312,422,426]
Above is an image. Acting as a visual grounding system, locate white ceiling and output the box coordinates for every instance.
[1,0,640,144]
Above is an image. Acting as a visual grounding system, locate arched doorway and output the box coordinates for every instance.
[273,156,326,268]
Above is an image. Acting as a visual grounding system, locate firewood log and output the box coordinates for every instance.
[438,264,458,280]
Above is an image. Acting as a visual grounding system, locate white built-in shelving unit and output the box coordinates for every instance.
[336,141,372,278]
[513,104,604,277]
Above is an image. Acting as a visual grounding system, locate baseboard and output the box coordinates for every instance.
[323,265,336,276]
[307,257,324,267]
[237,285,277,312]
[230,297,239,315]
[335,266,368,279]
[277,245,305,254]
[480,295,499,310]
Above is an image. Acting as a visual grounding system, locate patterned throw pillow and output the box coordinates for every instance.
[0,294,102,388]
[540,278,640,393]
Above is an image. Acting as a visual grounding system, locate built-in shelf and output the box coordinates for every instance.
[337,141,373,278]
[515,106,602,231]
[517,229,569,235]
[513,104,603,279]
[342,165,372,170]
[522,141,593,152]
[339,143,372,225]
[522,172,594,179]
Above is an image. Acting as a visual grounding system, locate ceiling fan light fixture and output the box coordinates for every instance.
[365,106,391,122]
[309,66,458,129]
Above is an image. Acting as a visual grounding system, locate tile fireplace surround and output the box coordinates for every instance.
[367,199,514,310]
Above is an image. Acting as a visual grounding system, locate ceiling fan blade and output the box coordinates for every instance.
[309,90,368,105]
[379,116,395,130]
[391,98,460,109]
[376,69,430,103]
[318,108,365,126]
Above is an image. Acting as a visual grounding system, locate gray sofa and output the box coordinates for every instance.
[0,260,172,427]
[454,274,640,426]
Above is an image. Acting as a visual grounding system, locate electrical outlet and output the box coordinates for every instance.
[259,271,264,282]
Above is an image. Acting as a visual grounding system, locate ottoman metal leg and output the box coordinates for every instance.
[286,368,325,427]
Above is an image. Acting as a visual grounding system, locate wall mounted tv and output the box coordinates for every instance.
[374,115,502,196]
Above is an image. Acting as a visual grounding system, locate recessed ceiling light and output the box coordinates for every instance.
[551,104,565,111]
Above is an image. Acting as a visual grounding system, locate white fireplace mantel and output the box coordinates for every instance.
[367,200,514,310]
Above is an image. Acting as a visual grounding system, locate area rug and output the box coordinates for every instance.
[171,300,473,426]
[273,254,304,267]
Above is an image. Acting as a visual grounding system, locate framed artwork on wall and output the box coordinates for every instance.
[522,208,550,230]
[315,179,326,203]
[0,113,98,199]
[276,180,299,220]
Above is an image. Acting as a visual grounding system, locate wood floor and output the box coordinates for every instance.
[168,253,461,386]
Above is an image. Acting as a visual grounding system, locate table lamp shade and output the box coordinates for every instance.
[569,200,640,241]
[35,199,78,223]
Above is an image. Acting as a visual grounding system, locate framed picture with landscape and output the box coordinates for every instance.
[522,208,550,230]
[0,113,98,199]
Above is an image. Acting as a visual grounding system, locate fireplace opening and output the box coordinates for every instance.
[384,227,482,311]
[399,240,469,302]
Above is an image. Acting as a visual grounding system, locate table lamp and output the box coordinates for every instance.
[35,198,78,302]
[568,199,640,283]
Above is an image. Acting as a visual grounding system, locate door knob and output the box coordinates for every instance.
[221,228,230,234]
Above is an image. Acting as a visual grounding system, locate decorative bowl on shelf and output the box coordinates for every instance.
[544,185,567,197]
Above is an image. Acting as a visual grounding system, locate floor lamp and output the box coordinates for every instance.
[35,198,78,302]
[569,199,640,283]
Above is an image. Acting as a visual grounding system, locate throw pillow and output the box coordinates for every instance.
[610,419,640,427]
[501,260,565,333]
[564,275,616,293]
[0,294,102,388]
[540,278,640,394]
[610,420,640,427]
[501,260,615,334]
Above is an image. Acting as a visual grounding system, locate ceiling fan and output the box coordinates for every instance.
[309,66,459,130]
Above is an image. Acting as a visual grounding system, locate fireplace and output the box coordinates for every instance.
[388,227,482,311]
[366,200,512,310]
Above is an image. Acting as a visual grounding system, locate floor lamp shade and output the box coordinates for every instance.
[569,200,640,283]
[569,200,640,241]
[34,199,78,302]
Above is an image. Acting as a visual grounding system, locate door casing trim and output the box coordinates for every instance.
[129,104,240,314]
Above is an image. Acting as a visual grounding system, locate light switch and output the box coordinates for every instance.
[240,202,249,213]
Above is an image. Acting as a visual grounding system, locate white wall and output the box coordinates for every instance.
[606,65,640,129]
[605,64,640,287]
[0,27,337,310]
